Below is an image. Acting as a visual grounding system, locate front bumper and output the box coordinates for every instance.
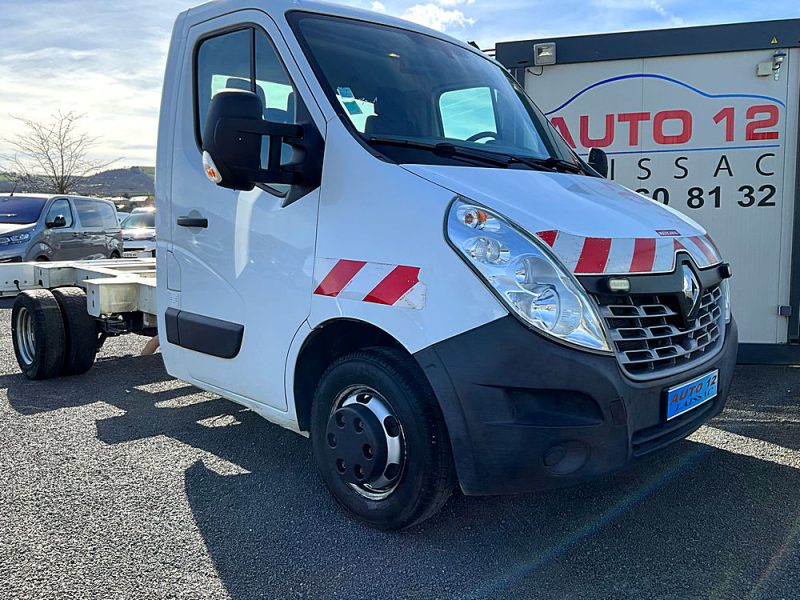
[414,315,738,496]
[123,240,156,257]
[0,244,24,262]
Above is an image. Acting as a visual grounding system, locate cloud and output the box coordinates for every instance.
[436,0,475,6]
[371,1,386,10]
[402,3,475,31]
[589,0,686,27]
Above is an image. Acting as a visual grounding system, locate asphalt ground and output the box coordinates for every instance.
[0,297,798,600]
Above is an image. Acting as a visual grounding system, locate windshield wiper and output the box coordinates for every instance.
[367,137,554,171]
[509,155,584,174]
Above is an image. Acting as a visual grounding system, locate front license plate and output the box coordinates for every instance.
[665,370,719,421]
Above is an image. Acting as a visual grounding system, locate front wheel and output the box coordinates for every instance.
[311,348,455,530]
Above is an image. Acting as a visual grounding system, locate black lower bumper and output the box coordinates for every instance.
[414,316,738,496]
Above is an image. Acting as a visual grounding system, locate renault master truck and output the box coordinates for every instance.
[3,0,737,529]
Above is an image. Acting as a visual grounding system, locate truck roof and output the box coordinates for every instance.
[182,0,483,59]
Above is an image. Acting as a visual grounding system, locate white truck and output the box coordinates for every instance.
[496,19,800,362]
[1,0,737,529]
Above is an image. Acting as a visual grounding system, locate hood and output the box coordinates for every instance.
[0,223,35,236]
[404,165,722,275]
[122,227,156,240]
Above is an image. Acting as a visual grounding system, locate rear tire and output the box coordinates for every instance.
[52,287,97,376]
[11,290,65,380]
[311,347,455,530]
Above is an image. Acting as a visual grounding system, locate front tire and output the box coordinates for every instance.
[311,348,455,530]
[11,290,66,380]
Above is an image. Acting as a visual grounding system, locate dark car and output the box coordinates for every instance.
[0,194,123,262]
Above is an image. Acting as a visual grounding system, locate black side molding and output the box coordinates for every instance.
[165,307,243,359]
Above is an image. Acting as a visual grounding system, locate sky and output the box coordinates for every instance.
[0,0,796,168]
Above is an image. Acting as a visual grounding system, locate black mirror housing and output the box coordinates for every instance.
[46,215,67,228]
[588,147,609,178]
[202,89,323,193]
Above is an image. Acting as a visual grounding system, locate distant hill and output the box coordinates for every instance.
[0,166,155,196]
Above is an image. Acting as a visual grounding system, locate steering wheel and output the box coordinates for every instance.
[466,131,498,143]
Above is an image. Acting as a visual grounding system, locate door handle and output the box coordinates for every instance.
[176,216,208,228]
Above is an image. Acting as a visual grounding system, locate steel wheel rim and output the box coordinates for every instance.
[15,306,36,366]
[329,385,406,501]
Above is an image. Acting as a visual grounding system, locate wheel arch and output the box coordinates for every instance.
[292,318,408,432]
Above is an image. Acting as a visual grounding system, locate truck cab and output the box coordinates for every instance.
[146,0,739,529]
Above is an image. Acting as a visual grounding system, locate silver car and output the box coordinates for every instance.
[120,209,156,257]
[0,194,123,263]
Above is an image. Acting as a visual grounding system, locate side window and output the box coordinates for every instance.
[195,28,301,194]
[439,87,498,142]
[46,199,73,228]
[196,28,252,144]
[255,32,295,124]
[73,199,103,228]
[97,203,118,229]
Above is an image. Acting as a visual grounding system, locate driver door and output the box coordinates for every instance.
[164,11,325,411]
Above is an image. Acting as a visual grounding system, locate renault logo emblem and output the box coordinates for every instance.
[682,265,701,316]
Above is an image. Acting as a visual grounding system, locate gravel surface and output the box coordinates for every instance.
[0,297,798,599]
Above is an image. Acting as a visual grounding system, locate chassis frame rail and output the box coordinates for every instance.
[0,258,156,318]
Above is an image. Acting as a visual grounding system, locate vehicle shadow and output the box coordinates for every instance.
[2,353,174,416]
[181,437,799,600]
[3,350,797,600]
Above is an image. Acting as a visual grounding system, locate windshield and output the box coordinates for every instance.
[121,213,155,229]
[0,196,47,224]
[291,13,576,167]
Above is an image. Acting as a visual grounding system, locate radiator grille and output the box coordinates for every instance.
[595,286,724,379]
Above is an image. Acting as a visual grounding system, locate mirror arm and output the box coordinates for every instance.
[241,168,304,186]
[218,118,303,142]
[216,117,315,188]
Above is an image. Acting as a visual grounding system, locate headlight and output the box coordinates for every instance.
[0,232,31,246]
[447,199,610,352]
[720,278,731,322]
[10,232,31,244]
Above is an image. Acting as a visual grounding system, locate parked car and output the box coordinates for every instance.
[0,194,122,262]
[120,210,156,257]
[116,211,130,224]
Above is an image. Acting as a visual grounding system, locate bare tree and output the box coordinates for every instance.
[3,111,115,194]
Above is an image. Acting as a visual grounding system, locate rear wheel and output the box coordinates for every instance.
[311,347,455,530]
[11,290,65,380]
[52,287,98,376]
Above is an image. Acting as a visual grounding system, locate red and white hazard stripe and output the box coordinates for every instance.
[536,230,721,275]
[313,259,426,309]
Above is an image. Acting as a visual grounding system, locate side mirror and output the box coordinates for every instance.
[46,215,67,228]
[202,89,323,192]
[588,148,609,178]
